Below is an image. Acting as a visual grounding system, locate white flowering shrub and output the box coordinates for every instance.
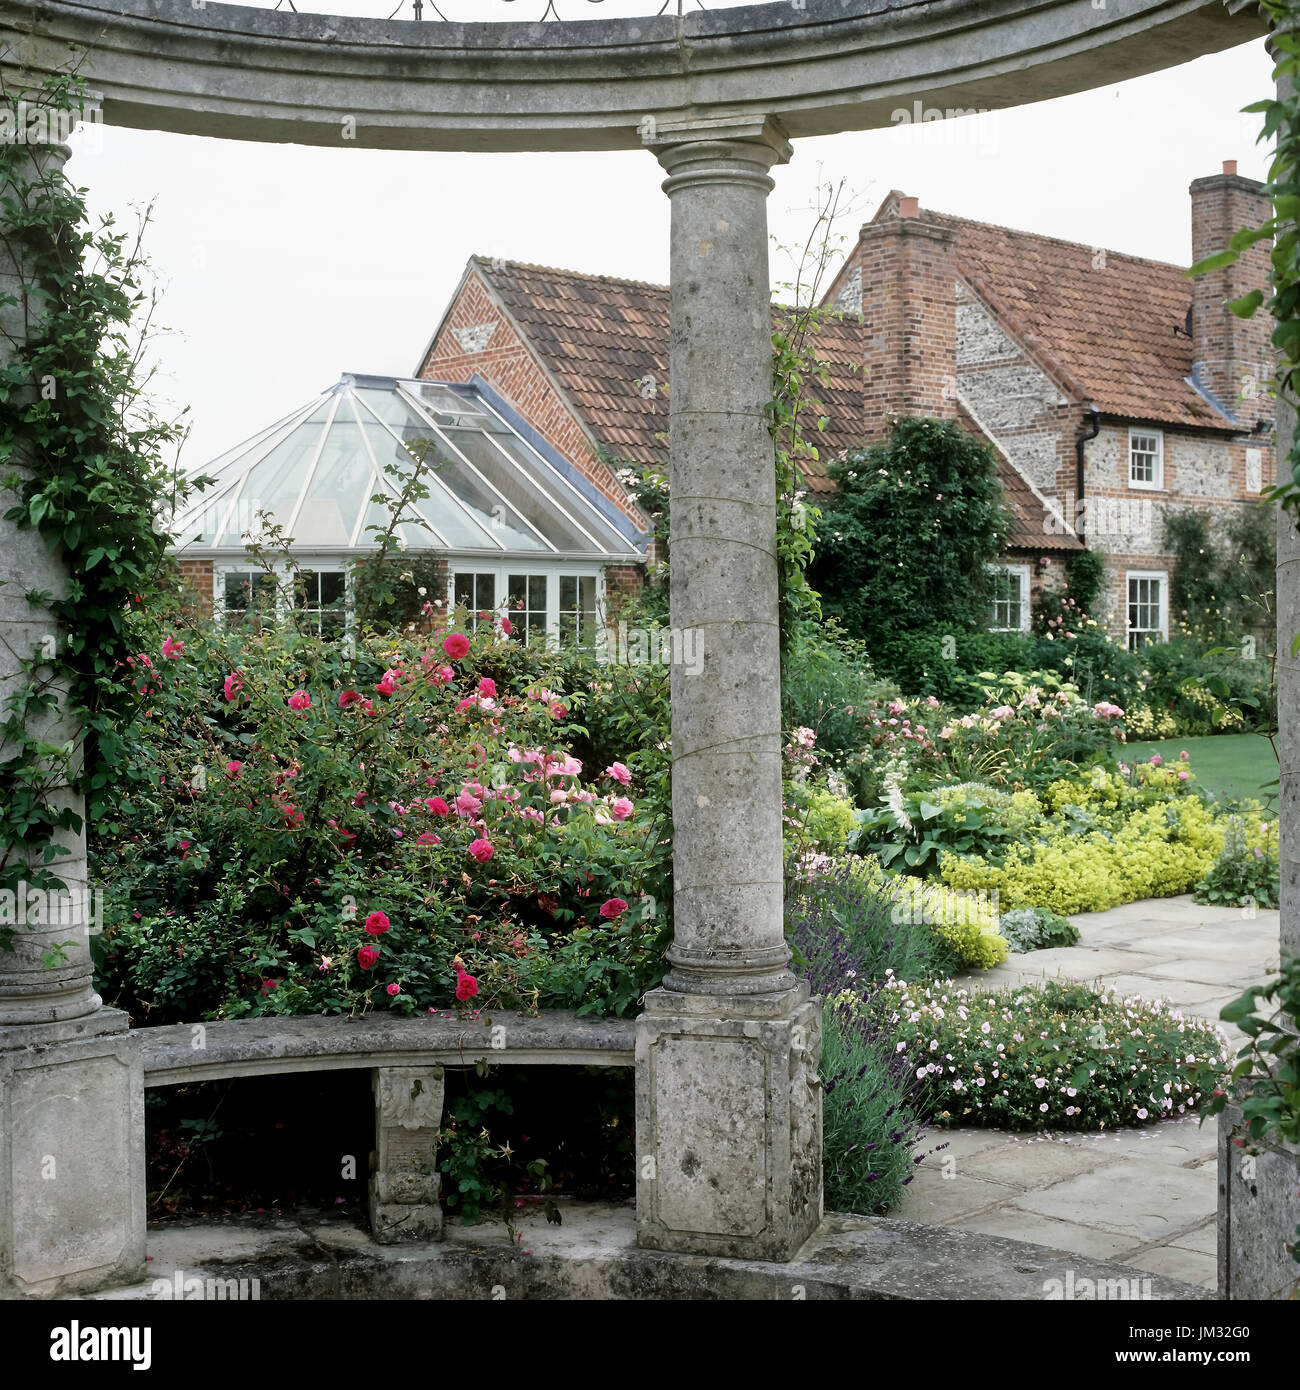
[867,978,1229,1131]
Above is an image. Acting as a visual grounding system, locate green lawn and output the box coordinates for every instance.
[1122,732,1278,808]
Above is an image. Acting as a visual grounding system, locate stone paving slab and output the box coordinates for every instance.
[908,895,1281,1290]
[952,1208,1137,1262]
[1125,1245,1217,1287]
[1008,1156,1217,1242]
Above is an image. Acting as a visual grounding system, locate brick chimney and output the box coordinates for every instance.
[853,196,959,436]
[1189,161,1272,427]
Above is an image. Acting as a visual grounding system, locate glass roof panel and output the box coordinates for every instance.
[436,427,599,552]
[290,417,367,547]
[176,377,642,557]
[357,418,507,550]
[368,418,549,552]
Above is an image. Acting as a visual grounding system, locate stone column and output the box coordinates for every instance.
[1218,61,1300,1301]
[635,117,823,1262]
[369,1065,444,1243]
[0,113,144,1299]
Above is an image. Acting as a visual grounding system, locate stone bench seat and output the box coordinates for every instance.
[137,1009,635,1087]
[135,1010,635,1245]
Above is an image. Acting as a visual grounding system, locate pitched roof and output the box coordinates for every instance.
[910,203,1231,431]
[473,256,1078,550]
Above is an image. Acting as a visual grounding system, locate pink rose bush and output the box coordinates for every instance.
[92,618,670,1023]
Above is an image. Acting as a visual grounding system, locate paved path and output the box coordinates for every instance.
[892,895,1281,1289]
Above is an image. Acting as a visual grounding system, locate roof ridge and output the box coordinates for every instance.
[476,255,668,296]
[923,209,1190,275]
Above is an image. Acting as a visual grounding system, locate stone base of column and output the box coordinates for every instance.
[1218,1105,1300,1299]
[635,984,822,1261]
[368,1065,444,1245]
[0,1008,145,1299]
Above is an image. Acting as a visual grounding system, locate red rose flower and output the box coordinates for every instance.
[443,633,470,661]
[455,970,479,1002]
[600,898,628,921]
[364,911,390,936]
[357,944,380,971]
[426,796,450,816]
[338,689,363,708]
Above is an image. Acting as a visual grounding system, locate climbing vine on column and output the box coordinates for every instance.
[0,71,203,930]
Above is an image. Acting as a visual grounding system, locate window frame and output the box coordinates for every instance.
[213,559,352,637]
[1126,568,1168,650]
[987,562,1031,634]
[447,563,606,650]
[1128,426,1165,491]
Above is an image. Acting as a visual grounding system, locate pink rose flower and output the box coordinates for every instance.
[1149,754,1163,767]
[386,983,401,997]
[1179,750,1189,761]
[606,762,632,785]
[223,672,243,703]
[287,689,311,711]
[610,797,634,821]
[478,677,497,698]
[416,832,441,846]
[338,689,363,708]
[225,760,243,776]
[374,671,399,696]
[443,633,470,660]
[600,898,628,921]
[162,635,185,659]
[467,838,494,863]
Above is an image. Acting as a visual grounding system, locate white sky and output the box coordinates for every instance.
[71,30,1273,474]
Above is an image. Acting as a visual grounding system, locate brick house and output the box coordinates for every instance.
[174,163,1271,649]
[414,162,1272,648]
[822,164,1275,646]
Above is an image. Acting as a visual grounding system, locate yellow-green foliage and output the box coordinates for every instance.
[800,788,858,854]
[889,874,1009,970]
[1241,805,1279,854]
[1043,770,1126,815]
[1125,704,1178,739]
[1129,761,1195,797]
[939,797,1223,916]
[932,782,1043,837]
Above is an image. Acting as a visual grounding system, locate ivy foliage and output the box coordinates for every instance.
[809,416,1011,656]
[0,72,201,912]
[1166,505,1276,643]
[1187,3,1300,526]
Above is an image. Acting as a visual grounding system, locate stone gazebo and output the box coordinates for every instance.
[0,0,1289,1299]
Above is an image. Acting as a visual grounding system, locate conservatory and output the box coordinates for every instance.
[170,373,647,645]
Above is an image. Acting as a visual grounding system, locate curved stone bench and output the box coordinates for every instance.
[137,1010,634,1086]
[135,1010,634,1245]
